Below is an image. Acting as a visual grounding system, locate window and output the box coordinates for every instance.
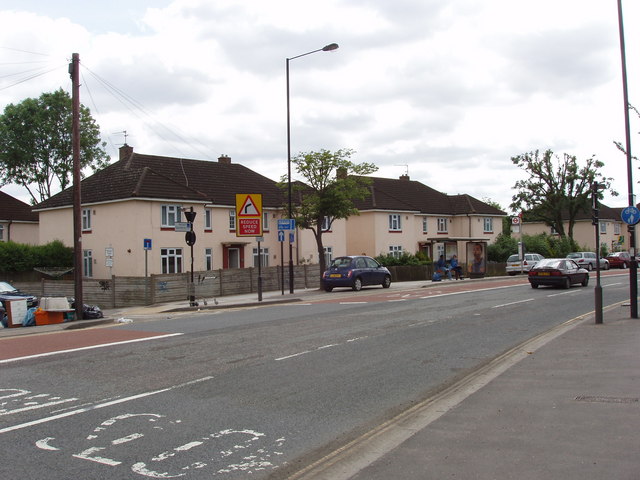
[204,209,212,230]
[437,218,448,233]
[321,216,332,232]
[389,214,402,231]
[483,217,493,233]
[263,211,270,231]
[599,222,607,234]
[614,223,621,235]
[82,208,92,231]
[253,247,269,267]
[229,210,236,230]
[205,248,213,270]
[83,250,93,277]
[422,217,428,233]
[324,246,333,266]
[389,245,403,258]
[161,205,182,227]
[0,224,3,241]
[161,248,183,273]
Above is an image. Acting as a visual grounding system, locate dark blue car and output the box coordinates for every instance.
[322,255,392,292]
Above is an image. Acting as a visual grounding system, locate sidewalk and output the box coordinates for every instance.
[300,302,640,480]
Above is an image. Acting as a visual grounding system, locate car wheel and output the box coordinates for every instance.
[531,283,539,289]
[352,277,363,291]
[586,263,593,271]
[581,275,589,287]
[382,275,391,288]
[564,277,571,289]
[623,262,628,269]
[508,272,517,276]
[324,286,333,292]
[604,262,610,270]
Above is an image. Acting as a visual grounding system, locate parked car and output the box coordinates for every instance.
[0,281,39,309]
[322,255,392,292]
[505,253,544,275]
[605,251,631,269]
[566,252,609,271]
[528,258,590,289]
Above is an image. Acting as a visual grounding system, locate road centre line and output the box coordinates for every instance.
[492,298,535,308]
[0,376,213,435]
[0,333,184,365]
[275,337,366,361]
[339,301,368,304]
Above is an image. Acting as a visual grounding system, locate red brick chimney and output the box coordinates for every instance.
[119,144,133,161]
[400,174,410,181]
[218,154,231,164]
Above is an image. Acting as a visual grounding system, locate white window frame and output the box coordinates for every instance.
[324,246,333,266]
[82,208,92,231]
[422,217,428,233]
[161,247,183,273]
[205,247,213,270]
[161,205,182,228]
[0,224,4,241]
[253,247,269,267]
[229,210,236,230]
[483,217,493,233]
[204,209,212,230]
[437,218,448,233]
[321,216,332,232]
[389,214,402,231]
[599,221,607,234]
[389,245,403,258]
[614,223,621,235]
[263,211,270,231]
[83,249,93,277]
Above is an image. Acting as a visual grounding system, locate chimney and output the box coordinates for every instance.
[400,174,410,181]
[218,154,231,164]
[119,143,133,161]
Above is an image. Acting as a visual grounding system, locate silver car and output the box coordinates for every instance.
[566,252,609,271]
[505,253,544,275]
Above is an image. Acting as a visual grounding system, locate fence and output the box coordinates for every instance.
[3,262,506,309]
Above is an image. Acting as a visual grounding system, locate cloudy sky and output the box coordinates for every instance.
[1,0,639,212]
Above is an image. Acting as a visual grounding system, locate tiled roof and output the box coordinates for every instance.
[354,176,506,216]
[34,150,286,210]
[0,190,38,222]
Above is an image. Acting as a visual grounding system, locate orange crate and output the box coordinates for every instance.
[35,310,65,326]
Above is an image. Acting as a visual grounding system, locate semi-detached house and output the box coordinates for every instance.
[0,190,39,244]
[32,145,505,278]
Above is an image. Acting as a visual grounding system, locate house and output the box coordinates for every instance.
[519,204,629,253]
[33,146,506,278]
[340,174,506,270]
[0,190,39,244]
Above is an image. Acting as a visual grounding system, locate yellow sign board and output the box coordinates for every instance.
[235,194,263,237]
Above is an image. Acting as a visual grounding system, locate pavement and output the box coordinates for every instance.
[2,277,639,479]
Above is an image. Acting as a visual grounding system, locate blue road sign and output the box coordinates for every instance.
[143,238,152,250]
[278,230,285,242]
[621,206,640,225]
[277,219,295,230]
[289,232,295,243]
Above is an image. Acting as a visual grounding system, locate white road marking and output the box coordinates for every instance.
[0,333,184,365]
[1,376,213,435]
[492,298,535,308]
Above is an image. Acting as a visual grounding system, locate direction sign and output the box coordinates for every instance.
[278,219,295,230]
[278,230,285,242]
[621,206,640,225]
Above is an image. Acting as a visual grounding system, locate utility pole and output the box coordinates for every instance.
[69,53,83,321]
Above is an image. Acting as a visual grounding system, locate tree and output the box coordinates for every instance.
[510,150,616,241]
[282,148,378,277]
[0,89,110,204]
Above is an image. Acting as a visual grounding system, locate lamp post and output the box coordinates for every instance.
[286,43,339,294]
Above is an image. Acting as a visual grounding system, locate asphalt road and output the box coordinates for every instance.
[0,273,630,479]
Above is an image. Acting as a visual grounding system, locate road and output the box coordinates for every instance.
[0,273,630,479]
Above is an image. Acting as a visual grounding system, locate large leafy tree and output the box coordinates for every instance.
[510,149,616,241]
[282,148,378,276]
[0,89,110,204]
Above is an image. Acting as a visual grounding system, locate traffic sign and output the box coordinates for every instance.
[143,238,152,250]
[236,194,263,237]
[621,206,640,225]
[289,232,295,243]
[278,219,295,230]
[278,230,285,242]
[511,217,520,225]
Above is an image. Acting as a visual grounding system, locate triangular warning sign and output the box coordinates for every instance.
[238,195,260,217]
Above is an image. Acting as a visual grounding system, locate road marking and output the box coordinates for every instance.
[339,301,367,304]
[0,376,213,435]
[492,298,535,308]
[0,333,184,365]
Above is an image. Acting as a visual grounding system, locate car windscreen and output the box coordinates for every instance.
[507,255,519,262]
[567,253,581,259]
[330,257,352,268]
[534,259,562,269]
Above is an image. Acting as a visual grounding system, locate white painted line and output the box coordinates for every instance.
[388,299,407,302]
[275,351,311,361]
[546,291,577,297]
[317,344,339,350]
[0,397,78,416]
[339,302,367,304]
[492,298,534,308]
[0,376,213,435]
[0,333,184,365]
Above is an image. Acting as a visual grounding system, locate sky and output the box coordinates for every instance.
[1,0,639,213]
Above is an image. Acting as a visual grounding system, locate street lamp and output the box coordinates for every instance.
[286,43,339,294]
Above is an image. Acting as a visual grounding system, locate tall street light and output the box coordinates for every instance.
[286,42,339,294]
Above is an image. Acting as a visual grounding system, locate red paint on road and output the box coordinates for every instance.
[0,328,172,361]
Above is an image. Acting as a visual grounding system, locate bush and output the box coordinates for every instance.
[489,233,580,261]
[0,240,73,273]
[375,252,431,266]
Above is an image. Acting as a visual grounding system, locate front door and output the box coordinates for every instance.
[228,248,240,268]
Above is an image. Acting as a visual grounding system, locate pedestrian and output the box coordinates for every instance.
[436,255,453,280]
[450,255,463,280]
